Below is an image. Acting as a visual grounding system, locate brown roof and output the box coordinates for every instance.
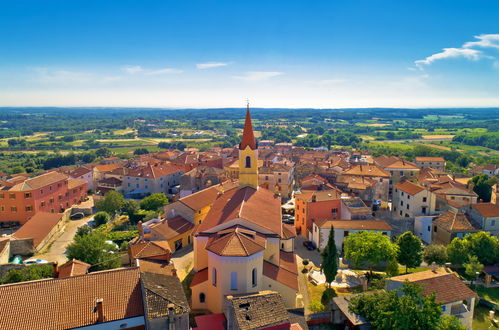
[390,269,477,304]
[67,178,87,190]
[179,181,239,211]
[344,165,390,178]
[336,175,376,190]
[141,271,190,317]
[9,171,68,191]
[149,216,194,241]
[373,155,400,168]
[225,291,291,330]
[94,163,121,173]
[58,259,90,278]
[472,203,499,217]
[295,190,342,203]
[206,227,265,257]
[239,108,257,150]
[318,219,392,231]
[129,240,171,259]
[263,260,299,291]
[302,174,327,183]
[190,267,208,287]
[415,157,445,162]
[0,267,143,330]
[127,163,183,179]
[136,259,176,276]
[282,223,297,239]
[393,181,426,195]
[69,166,92,178]
[384,160,419,170]
[197,186,282,236]
[13,212,64,248]
[434,211,478,232]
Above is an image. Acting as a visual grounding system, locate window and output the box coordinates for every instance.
[427,225,431,232]
[9,193,15,199]
[252,268,257,287]
[379,178,383,183]
[492,220,496,226]
[278,178,282,183]
[401,192,404,196]
[400,210,402,216]
[25,206,32,212]
[0,206,4,211]
[400,201,403,206]
[230,272,238,290]
[24,193,31,198]
[434,226,437,232]
[199,293,206,303]
[422,197,427,202]
[332,208,338,215]
[41,201,45,207]
[406,204,409,210]
[0,193,3,198]
[343,231,349,237]
[408,195,411,200]
[410,172,414,176]
[245,156,251,168]
[390,171,394,175]
[11,207,17,212]
[265,176,269,180]
[422,207,427,214]
[212,268,217,286]
[399,171,403,176]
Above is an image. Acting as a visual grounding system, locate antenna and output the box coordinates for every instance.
[246,98,250,110]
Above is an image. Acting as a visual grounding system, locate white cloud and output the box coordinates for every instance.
[463,34,499,50]
[31,67,120,84]
[122,65,144,74]
[196,62,228,69]
[122,65,182,75]
[233,71,283,81]
[304,79,346,86]
[415,48,483,69]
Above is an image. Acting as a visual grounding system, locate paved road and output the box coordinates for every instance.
[35,216,94,264]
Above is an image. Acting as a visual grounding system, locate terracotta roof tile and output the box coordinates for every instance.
[136,259,176,276]
[190,268,208,287]
[57,259,90,278]
[415,157,445,162]
[206,227,265,257]
[12,212,64,247]
[0,267,143,330]
[318,219,392,231]
[263,260,299,290]
[393,181,426,195]
[69,166,93,178]
[239,108,257,150]
[344,165,390,178]
[127,163,183,179]
[434,211,478,232]
[282,223,297,239]
[9,171,68,191]
[129,240,171,259]
[149,216,194,241]
[179,181,239,211]
[67,178,87,190]
[295,190,342,203]
[472,203,499,217]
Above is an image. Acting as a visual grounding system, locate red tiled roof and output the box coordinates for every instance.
[472,203,499,217]
[344,165,390,178]
[434,211,478,232]
[58,259,90,278]
[393,181,426,195]
[149,216,194,241]
[239,108,257,150]
[295,190,342,203]
[69,166,92,178]
[0,267,143,330]
[13,212,64,248]
[263,261,299,290]
[190,268,208,287]
[180,181,239,211]
[318,219,392,231]
[67,178,87,190]
[282,223,296,239]
[415,157,445,162]
[206,227,265,257]
[127,163,183,179]
[197,186,282,236]
[9,171,68,191]
[129,240,171,259]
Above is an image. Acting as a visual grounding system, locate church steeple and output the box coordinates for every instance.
[238,102,259,188]
[239,103,257,150]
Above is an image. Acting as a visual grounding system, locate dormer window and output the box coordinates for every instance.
[245,156,251,168]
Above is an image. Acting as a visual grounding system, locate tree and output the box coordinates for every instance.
[349,282,442,330]
[95,190,125,215]
[469,174,493,202]
[1,264,54,284]
[133,148,149,155]
[140,193,169,211]
[321,226,338,287]
[75,225,93,237]
[66,232,120,271]
[437,315,466,330]
[397,231,423,273]
[94,211,110,226]
[95,147,112,158]
[465,231,499,265]
[122,199,140,220]
[344,231,399,271]
[423,245,448,266]
[464,255,484,280]
[446,238,470,265]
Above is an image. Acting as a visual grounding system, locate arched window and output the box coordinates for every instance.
[199,293,206,303]
[212,268,217,287]
[230,272,238,290]
[252,268,257,287]
[245,156,251,168]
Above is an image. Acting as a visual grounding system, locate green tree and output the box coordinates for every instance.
[465,231,499,265]
[140,193,169,211]
[469,174,493,202]
[397,231,423,273]
[437,315,466,330]
[122,199,140,216]
[349,282,442,330]
[95,190,125,215]
[464,255,484,280]
[75,225,93,237]
[321,225,338,287]
[95,147,112,158]
[66,232,120,271]
[344,231,399,271]
[133,148,150,155]
[94,211,110,226]
[423,245,448,266]
[1,264,54,284]
[446,238,470,265]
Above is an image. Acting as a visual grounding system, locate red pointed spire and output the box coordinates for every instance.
[239,103,257,150]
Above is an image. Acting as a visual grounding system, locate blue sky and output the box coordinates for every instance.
[1,0,498,108]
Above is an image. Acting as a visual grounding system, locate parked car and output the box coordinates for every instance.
[23,258,48,265]
[303,241,316,251]
[70,212,85,220]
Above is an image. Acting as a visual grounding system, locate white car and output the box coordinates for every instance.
[23,258,49,265]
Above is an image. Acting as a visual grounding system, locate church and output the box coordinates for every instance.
[190,106,300,313]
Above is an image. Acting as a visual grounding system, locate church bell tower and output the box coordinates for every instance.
[238,103,259,188]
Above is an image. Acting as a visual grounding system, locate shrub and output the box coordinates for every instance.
[94,211,110,226]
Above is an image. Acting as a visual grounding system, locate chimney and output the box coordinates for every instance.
[167,303,175,329]
[53,262,59,278]
[431,262,437,272]
[95,298,104,323]
[138,221,144,238]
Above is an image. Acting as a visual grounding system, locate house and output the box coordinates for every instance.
[340,197,373,220]
[12,212,66,252]
[179,166,226,198]
[122,162,184,198]
[294,190,343,239]
[68,166,94,191]
[335,175,376,202]
[57,259,90,278]
[258,162,295,199]
[386,268,477,329]
[432,211,479,245]
[433,185,478,212]
[128,239,172,264]
[148,215,195,251]
[392,181,436,218]
[0,171,87,225]
[332,295,370,329]
[311,219,392,252]
[190,108,300,314]
[374,156,420,196]
[342,164,390,201]
[224,291,307,330]
[468,203,499,236]
[414,215,438,244]
[95,177,123,195]
[415,156,446,171]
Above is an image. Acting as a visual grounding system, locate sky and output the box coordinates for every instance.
[0,0,499,108]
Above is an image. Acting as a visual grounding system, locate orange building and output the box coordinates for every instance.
[294,190,342,239]
[0,171,87,225]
